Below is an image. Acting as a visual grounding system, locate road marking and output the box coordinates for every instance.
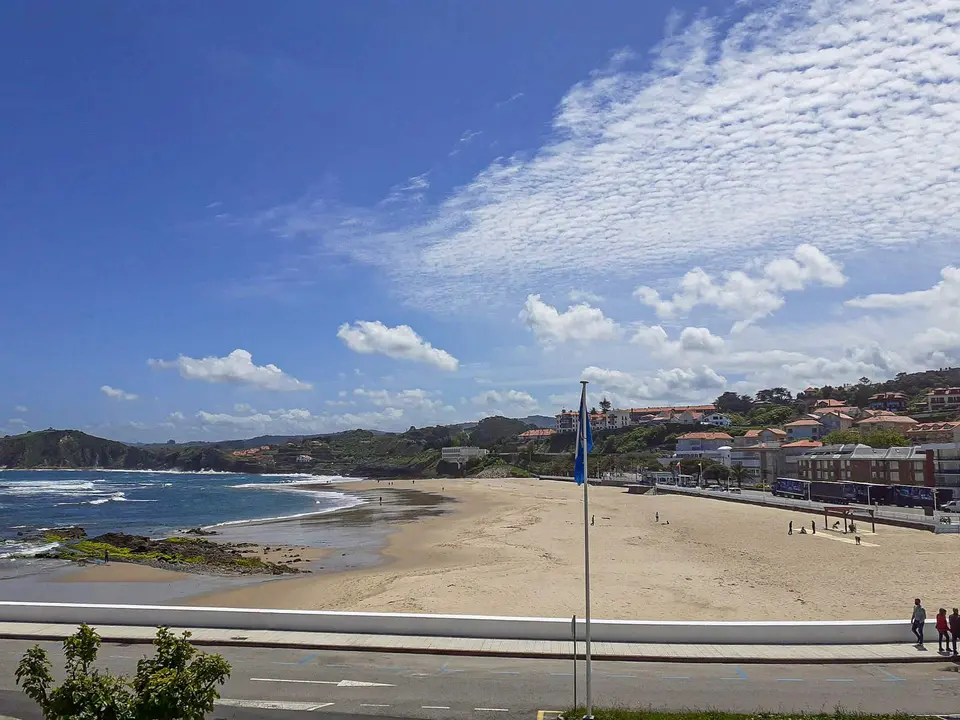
[423,706,451,710]
[878,668,905,682]
[606,674,637,678]
[491,671,521,674]
[360,704,392,708]
[216,699,333,711]
[825,679,855,682]
[537,712,564,720]
[662,676,690,680]
[736,666,748,679]
[250,677,395,687]
[338,679,395,687]
[475,708,510,712]
[776,678,805,682]
[297,653,318,665]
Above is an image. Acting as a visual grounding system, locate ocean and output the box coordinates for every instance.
[0,469,361,558]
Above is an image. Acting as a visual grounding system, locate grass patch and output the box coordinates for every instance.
[562,710,908,720]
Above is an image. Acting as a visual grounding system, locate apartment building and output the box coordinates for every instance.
[819,411,855,433]
[868,392,908,412]
[784,418,825,441]
[441,446,489,463]
[554,404,717,433]
[795,444,930,486]
[927,387,960,413]
[907,421,960,444]
[674,432,733,460]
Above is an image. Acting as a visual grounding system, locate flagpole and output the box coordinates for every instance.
[580,380,593,720]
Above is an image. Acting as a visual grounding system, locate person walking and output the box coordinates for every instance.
[949,608,960,657]
[936,608,951,653]
[912,598,927,646]
[788,520,793,535]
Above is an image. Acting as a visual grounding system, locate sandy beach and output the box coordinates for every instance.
[183,478,960,621]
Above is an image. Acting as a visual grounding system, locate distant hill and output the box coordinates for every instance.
[518,415,554,429]
[0,430,157,469]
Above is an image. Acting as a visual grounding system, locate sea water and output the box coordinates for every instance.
[0,469,361,558]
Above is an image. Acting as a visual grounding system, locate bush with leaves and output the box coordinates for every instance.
[16,623,230,720]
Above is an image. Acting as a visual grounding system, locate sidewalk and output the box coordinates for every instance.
[2,622,957,664]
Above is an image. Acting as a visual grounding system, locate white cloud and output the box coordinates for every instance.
[254,0,960,311]
[194,406,408,434]
[635,245,846,331]
[168,411,185,421]
[14,406,27,413]
[520,294,620,344]
[581,365,726,405]
[325,399,355,407]
[353,388,443,410]
[337,321,459,371]
[100,385,138,401]
[847,266,960,310]
[472,389,538,409]
[7,418,28,427]
[148,349,312,391]
[234,403,254,414]
[631,324,725,355]
[568,290,604,304]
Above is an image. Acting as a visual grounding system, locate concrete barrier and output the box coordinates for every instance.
[0,601,924,645]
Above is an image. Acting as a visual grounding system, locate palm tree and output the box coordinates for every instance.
[729,463,748,489]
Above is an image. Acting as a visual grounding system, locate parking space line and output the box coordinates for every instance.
[662,676,690,680]
[297,653,318,665]
[825,678,855,682]
[878,668,906,682]
[423,706,451,710]
[360,704,392,708]
[776,678,805,682]
[475,708,510,712]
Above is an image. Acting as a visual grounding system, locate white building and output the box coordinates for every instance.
[702,413,732,427]
[441,446,489,463]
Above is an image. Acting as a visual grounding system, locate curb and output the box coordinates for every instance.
[3,630,958,665]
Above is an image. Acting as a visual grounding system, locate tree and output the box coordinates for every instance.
[862,428,908,449]
[729,463,749,489]
[16,624,230,720]
[754,387,793,405]
[715,392,753,414]
[599,397,612,413]
[823,429,862,446]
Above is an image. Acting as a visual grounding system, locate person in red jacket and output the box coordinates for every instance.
[936,608,950,653]
[949,608,960,657]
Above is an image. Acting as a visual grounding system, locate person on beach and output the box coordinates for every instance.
[912,598,927,646]
[811,520,816,534]
[788,520,793,535]
[655,512,659,523]
[936,608,951,653]
[949,608,960,656]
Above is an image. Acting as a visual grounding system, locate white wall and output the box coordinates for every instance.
[0,602,926,645]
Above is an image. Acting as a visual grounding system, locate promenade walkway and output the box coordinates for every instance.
[2,622,955,664]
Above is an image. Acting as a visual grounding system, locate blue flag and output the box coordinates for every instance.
[574,384,593,485]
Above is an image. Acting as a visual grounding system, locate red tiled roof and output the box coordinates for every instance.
[785,419,823,427]
[677,432,733,440]
[765,428,788,436]
[928,388,960,396]
[907,421,960,434]
[782,440,824,448]
[857,415,917,425]
[815,399,846,407]
[518,429,555,438]
[743,429,760,438]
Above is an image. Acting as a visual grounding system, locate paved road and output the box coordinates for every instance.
[2,641,960,718]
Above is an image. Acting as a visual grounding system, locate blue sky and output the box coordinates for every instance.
[2,0,959,442]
